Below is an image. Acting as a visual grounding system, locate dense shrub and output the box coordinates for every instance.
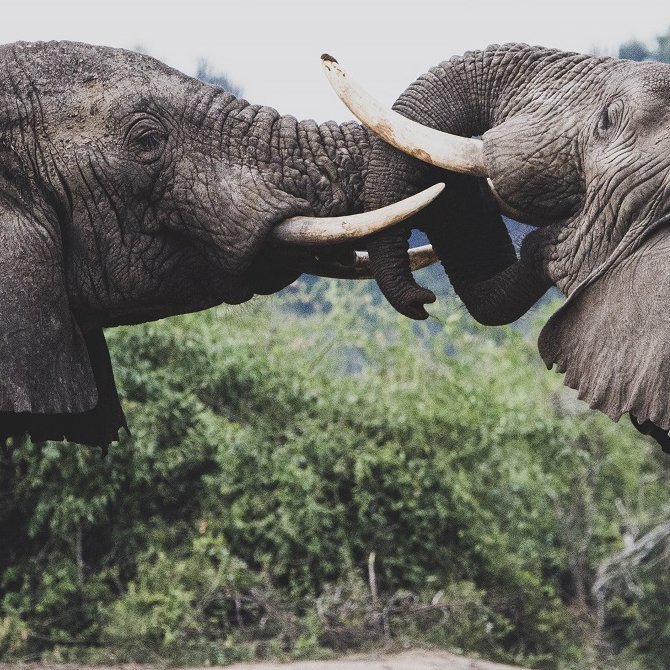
[1,279,669,668]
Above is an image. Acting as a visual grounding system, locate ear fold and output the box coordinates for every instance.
[539,225,670,439]
[0,328,127,447]
[0,190,126,446]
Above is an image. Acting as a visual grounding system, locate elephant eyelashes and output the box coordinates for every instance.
[598,106,611,132]
[135,131,163,151]
[125,119,168,161]
[596,101,624,137]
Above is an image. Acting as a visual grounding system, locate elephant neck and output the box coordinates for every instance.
[222,98,371,216]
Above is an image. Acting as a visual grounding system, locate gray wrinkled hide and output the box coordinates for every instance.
[0,41,370,447]
[362,44,670,446]
[540,223,670,429]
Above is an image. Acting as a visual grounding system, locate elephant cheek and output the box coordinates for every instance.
[367,230,436,320]
[218,275,255,305]
[483,121,582,223]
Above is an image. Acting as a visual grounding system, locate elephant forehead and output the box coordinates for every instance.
[61,75,190,119]
[34,73,194,145]
[14,40,164,78]
[9,41,194,109]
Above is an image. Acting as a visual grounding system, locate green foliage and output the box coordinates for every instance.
[619,27,670,63]
[99,537,263,665]
[619,40,652,62]
[1,280,670,667]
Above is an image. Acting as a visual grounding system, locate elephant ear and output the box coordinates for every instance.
[0,186,126,447]
[538,224,670,442]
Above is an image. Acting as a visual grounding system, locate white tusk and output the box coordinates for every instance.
[406,243,439,273]
[486,178,526,221]
[279,244,439,280]
[272,183,445,245]
[321,54,488,177]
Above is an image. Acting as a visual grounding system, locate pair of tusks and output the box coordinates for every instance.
[271,55,518,279]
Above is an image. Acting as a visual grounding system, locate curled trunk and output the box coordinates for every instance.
[360,45,598,323]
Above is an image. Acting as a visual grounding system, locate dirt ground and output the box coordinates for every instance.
[0,649,527,670]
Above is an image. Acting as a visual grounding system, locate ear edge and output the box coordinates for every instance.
[0,329,127,448]
[538,226,670,434]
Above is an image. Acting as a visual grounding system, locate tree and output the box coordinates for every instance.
[619,27,670,63]
[656,28,670,65]
[133,46,243,97]
[618,40,651,62]
[195,59,243,97]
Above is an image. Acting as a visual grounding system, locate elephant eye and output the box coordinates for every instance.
[135,129,163,150]
[125,118,168,161]
[598,106,611,132]
[596,100,624,138]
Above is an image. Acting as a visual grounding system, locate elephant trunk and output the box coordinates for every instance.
[215,102,445,287]
[355,45,596,322]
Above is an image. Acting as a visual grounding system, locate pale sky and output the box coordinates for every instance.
[1,0,669,121]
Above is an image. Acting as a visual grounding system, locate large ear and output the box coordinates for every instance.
[538,224,670,441]
[0,185,126,447]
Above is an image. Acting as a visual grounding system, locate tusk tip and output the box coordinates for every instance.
[271,183,446,246]
[423,182,446,202]
[321,53,339,65]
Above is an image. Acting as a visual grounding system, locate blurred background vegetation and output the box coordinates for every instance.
[3,31,670,670]
[618,26,670,64]
[2,278,670,670]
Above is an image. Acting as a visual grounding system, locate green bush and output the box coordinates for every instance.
[1,280,669,667]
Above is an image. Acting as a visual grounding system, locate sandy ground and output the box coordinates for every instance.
[224,650,526,670]
[0,649,527,670]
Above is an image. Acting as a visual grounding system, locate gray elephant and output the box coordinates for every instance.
[0,41,444,448]
[322,45,670,450]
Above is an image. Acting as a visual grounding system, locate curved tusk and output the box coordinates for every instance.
[405,244,440,273]
[321,54,488,177]
[486,178,526,221]
[281,244,439,280]
[272,183,444,245]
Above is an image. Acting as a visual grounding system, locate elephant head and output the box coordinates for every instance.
[324,45,670,449]
[0,41,446,448]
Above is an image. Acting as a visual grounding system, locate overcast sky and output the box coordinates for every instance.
[2,0,669,120]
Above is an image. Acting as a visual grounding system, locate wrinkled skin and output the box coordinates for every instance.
[364,45,670,448]
[0,41,372,447]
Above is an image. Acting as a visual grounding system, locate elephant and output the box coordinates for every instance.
[320,45,670,451]
[0,40,446,449]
